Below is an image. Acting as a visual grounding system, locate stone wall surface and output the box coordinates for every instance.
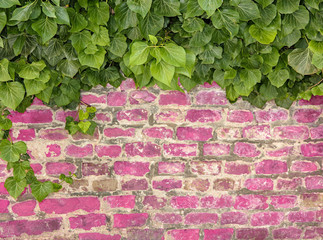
[0,79,322,240]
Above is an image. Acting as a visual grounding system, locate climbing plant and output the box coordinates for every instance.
[0,0,322,201]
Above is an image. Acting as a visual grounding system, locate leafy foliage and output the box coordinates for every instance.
[65,105,97,135]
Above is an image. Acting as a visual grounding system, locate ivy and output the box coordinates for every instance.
[0,0,322,201]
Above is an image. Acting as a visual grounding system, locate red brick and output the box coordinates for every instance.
[203,143,230,156]
[113,213,148,228]
[105,195,136,209]
[185,213,218,225]
[69,213,106,230]
[95,145,121,158]
[159,91,191,105]
[9,110,53,123]
[65,144,93,158]
[0,199,9,213]
[122,179,148,190]
[301,143,323,157]
[153,179,182,191]
[164,143,197,157]
[255,109,288,122]
[81,94,107,104]
[277,178,302,190]
[251,212,284,226]
[294,109,321,123]
[117,109,148,122]
[143,127,173,139]
[204,229,234,240]
[45,162,76,175]
[185,109,222,122]
[196,90,228,105]
[191,161,221,175]
[114,161,149,176]
[125,142,161,157]
[79,233,121,240]
[234,142,260,157]
[154,213,182,224]
[129,90,156,104]
[236,228,269,240]
[107,92,127,106]
[227,110,253,123]
[271,195,297,209]
[234,195,268,210]
[45,144,61,157]
[10,129,35,141]
[273,227,302,239]
[305,176,323,190]
[170,196,199,209]
[266,146,293,157]
[288,211,315,222]
[11,200,35,217]
[82,163,109,176]
[273,126,309,140]
[167,229,199,240]
[291,161,318,172]
[245,178,273,191]
[158,162,185,174]
[225,162,250,175]
[221,212,248,225]
[200,195,233,209]
[143,196,167,209]
[104,128,135,137]
[255,160,287,174]
[310,125,323,139]
[299,95,323,105]
[177,126,213,141]
[242,125,271,140]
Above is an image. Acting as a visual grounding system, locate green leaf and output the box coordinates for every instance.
[239,69,262,89]
[88,2,110,26]
[78,0,88,9]
[4,177,26,199]
[182,18,205,33]
[0,12,6,33]
[30,181,54,202]
[176,50,196,77]
[36,86,53,104]
[0,58,11,82]
[312,83,323,95]
[109,34,127,57]
[268,69,289,87]
[0,82,25,110]
[0,118,12,130]
[149,35,158,45]
[186,0,204,18]
[79,110,89,121]
[78,121,91,133]
[70,30,91,53]
[189,24,214,47]
[236,0,260,21]
[305,0,321,10]
[129,41,150,66]
[160,43,186,67]
[12,35,25,56]
[0,140,27,162]
[55,6,70,25]
[18,61,46,79]
[254,4,277,27]
[280,29,301,47]
[150,60,175,86]
[288,48,318,75]
[10,2,35,21]
[127,0,152,18]
[199,44,222,64]
[197,0,222,17]
[41,2,56,18]
[259,81,278,101]
[0,0,20,8]
[255,0,273,8]
[13,161,29,181]
[226,84,239,102]
[249,24,277,44]
[262,48,280,66]
[312,53,323,69]
[309,41,323,54]
[79,46,106,69]
[32,17,57,43]
[115,2,138,31]
[179,75,198,91]
[92,27,110,47]
[69,10,88,33]
[86,106,97,113]
[282,6,309,35]
[139,11,164,38]
[277,0,300,14]
[57,59,80,78]
[211,9,240,37]
[152,0,180,17]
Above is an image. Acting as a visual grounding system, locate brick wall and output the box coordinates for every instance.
[0,79,322,240]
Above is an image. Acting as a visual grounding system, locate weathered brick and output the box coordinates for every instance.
[177,127,213,141]
[305,176,323,190]
[45,144,61,157]
[255,109,288,122]
[217,127,241,139]
[234,142,260,157]
[31,164,42,175]
[152,179,182,191]
[79,233,121,240]
[227,110,253,123]
[203,143,230,156]
[167,229,200,240]
[273,227,302,239]
[127,229,164,240]
[271,195,297,209]
[304,228,323,239]
[82,163,109,176]
[234,195,268,210]
[214,179,235,191]
[65,144,93,158]
[143,196,167,209]
[155,110,184,122]
[236,228,269,240]
[154,213,182,224]
[255,160,287,174]
[273,126,309,140]
[45,162,76,175]
[266,146,293,157]
[12,200,36,216]
[117,109,148,122]
[170,196,199,209]
[129,90,156,104]
[251,212,284,226]
[185,213,218,225]
[92,179,118,192]
[221,212,248,225]
[301,143,323,157]
[95,113,111,122]
[55,110,78,122]
[107,92,127,106]
[204,229,234,240]
[225,162,250,175]
[299,95,323,105]
[201,81,221,88]
[245,178,273,191]
[104,128,135,137]
[288,211,315,222]
[159,91,191,105]
[185,109,222,122]
[277,178,302,190]
[95,145,121,158]
[294,109,321,123]
[125,142,161,157]
[184,179,210,192]
[196,90,228,105]
[291,161,318,172]
[0,199,9,213]
[191,161,221,175]
[81,94,107,104]
[9,110,53,123]
[310,125,323,139]
[105,195,136,209]
[10,129,35,141]
[158,162,185,174]
[243,125,271,140]
[200,195,233,209]
[164,143,197,157]
[114,161,150,176]
[143,127,173,139]
[120,78,135,90]
[69,213,106,230]
[301,193,323,208]
[113,213,148,228]
[122,179,148,191]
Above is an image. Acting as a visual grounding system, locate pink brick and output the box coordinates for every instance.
[299,95,323,105]
[200,195,233,209]
[221,212,248,225]
[273,228,302,239]
[39,128,69,140]
[31,97,45,105]
[104,127,135,137]
[107,92,127,106]
[79,233,121,240]
[236,228,269,240]
[234,195,268,210]
[122,179,148,190]
[143,127,173,139]
[251,212,284,226]
[114,161,150,176]
[245,178,273,191]
[129,90,156,104]
[154,213,182,224]
[225,162,250,175]
[277,178,302,190]
[170,196,199,209]
[177,127,213,141]
[125,142,161,157]
[0,199,9,213]
[242,125,271,139]
[301,143,323,157]
[204,229,234,240]
[255,109,288,122]
[95,113,111,122]
[159,91,191,105]
[0,182,9,195]
[266,146,293,157]
[120,78,135,90]
[152,179,182,191]
[271,195,297,209]
[143,196,167,209]
[158,162,185,174]
[294,109,321,123]
[227,110,253,123]
[12,200,36,216]
[185,178,210,192]
[164,144,197,157]
[105,195,136,209]
[117,109,148,121]
[0,218,62,238]
[127,229,164,240]
[217,127,241,139]
[273,126,309,140]
[0,164,7,177]
[234,142,260,157]
[55,110,78,122]
[39,197,100,214]
[191,161,221,175]
[305,176,323,190]
[203,143,230,156]
[185,109,222,122]
[310,125,323,139]
[196,90,228,105]
[10,129,35,141]
[9,110,53,123]
[168,229,200,240]
[82,94,106,104]
[202,81,221,88]
[291,161,318,172]
[82,163,109,176]
[304,228,323,239]
[156,110,183,122]
[316,210,323,222]
[95,145,121,158]
[288,211,315,222]
[185,213,218,225]
[69,213,106,230]
[65,144,93,158]
[45,144,61,157]
[255,160,287,174]
[45,162,76,175]
[113,213,148,228]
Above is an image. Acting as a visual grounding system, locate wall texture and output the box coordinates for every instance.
[0,79,322,240]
